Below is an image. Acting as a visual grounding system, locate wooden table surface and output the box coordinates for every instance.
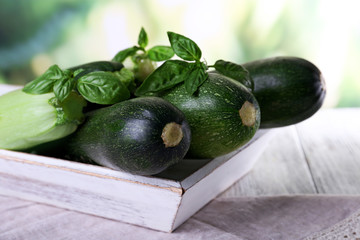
[221,107,360,197]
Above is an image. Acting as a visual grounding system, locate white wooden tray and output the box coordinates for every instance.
[0,84,275,232]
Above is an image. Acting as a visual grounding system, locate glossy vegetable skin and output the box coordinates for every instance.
[62,97,191,175]
[243,56,326,128]
[68,61,124,77]
[159,72,260,159]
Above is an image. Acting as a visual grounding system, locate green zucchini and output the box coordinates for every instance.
[62,97,191,175]
[68,61,124,78]
[158,72,260,159]
[242,56,326,128]
[0,89,86,150]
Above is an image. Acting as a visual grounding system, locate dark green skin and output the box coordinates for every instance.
[68,61,124,85]
[242,56,326,128]
[64,97,191,176]
[67,61,124,73]
[159,72,260,159]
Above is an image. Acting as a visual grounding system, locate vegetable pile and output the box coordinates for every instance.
[0,28,326,175]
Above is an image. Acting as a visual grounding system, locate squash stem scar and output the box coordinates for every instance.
[239,101,256,127]
[161,122,184,148]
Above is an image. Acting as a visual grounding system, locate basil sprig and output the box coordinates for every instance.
[23,29,253,104]
[23,62,133,105]
[112,27,174,63]
[23,65,70,95]
[135,32,209,96]
[135,31,253,96]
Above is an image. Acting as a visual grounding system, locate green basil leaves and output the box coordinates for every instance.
[135,32,208,96]
[112,27,174,64]
[23,28,253,106]
[77,72,130,104]
[112,27,175,83]
[53,72,76,102]
[23,65,70,94]
[184,62,208,95]
[23,62,133,105]
[138,27,148,49]
[112,46,140,63]
[167,32,202,61]
[135,31,253,96]
[147,46,174,61]
[135,60,190,96]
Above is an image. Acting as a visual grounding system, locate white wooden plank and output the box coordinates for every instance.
[0,156,182,232]
[0,172,181,232]
[220,126,317,197]
[295,108,360,194]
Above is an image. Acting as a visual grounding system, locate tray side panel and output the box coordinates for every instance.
[0,157,182,232]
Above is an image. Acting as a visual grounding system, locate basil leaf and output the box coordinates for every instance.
[167,32,202,61]
[138,27,148,49]
[214,60,254,91]
[23,76,56,94]
[112,46,139,63]
[147,46,174,61]
[53,70,75,102]
[135,60,191,96]
[77,71,130,104]
[184,63,208,95]
[23,64,67,94]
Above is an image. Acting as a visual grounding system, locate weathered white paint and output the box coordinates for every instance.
[0,151,183,231]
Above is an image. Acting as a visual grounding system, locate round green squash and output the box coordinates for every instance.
[159,72,261,159]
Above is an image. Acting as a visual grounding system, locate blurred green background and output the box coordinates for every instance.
[0,0,359,107]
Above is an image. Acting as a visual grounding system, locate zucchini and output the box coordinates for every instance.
[68,61,124,78]
[62,97,191,175]
[158,72,260,159]
[242,56,326,128]
[0,89,86,150]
